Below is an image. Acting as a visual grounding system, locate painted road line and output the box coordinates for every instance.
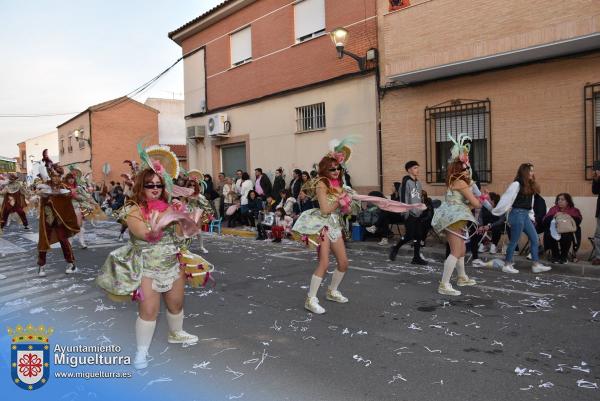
[476,285,548,297]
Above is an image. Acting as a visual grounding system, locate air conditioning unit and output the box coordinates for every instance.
[186,125,205,139]
[207,113,230,137]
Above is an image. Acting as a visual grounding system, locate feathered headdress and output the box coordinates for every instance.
[137,141,177,200]
[326,136,359,169]
[67,166,85,186]
[449,133,471,168]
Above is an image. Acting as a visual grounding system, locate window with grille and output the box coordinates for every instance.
[584,83,600,180]
[294,0,326,42]
[296,102,326,133]
[68,136,73,153]
[425,99,492,183]
[60,139,65,154]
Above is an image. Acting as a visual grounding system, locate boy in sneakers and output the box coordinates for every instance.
[389,161,428,265]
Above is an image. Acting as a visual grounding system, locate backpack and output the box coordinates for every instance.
[357,208,381,226]
[400,175,411,204]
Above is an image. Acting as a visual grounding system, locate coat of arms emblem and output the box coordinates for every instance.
[8,323,53,390]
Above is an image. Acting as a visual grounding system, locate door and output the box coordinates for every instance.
[221,143,247,177]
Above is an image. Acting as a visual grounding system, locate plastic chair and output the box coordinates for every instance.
[209,217,223,234]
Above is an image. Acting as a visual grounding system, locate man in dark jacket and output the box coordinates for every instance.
[592,170,600,264]
[254,168,272,201]
[289,169,302,199]
[389,161,428,265]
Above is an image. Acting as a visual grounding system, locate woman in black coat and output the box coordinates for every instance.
[272,168,286,203]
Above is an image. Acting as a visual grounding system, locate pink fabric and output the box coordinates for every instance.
[141,199,169,220]
[328,178,341,188]
[352,194,427,213]
[338,193,352,214]
[146,208,200,239]
[172,185,195,198]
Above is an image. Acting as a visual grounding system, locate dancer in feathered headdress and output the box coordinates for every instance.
[0,172,31,232]
[431,133,483,296]
[97,141,213,370]
[63,167,105,249]
[36,164,80,276]
[294,136,426,315]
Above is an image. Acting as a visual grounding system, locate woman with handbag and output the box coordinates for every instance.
[542,193,582,264]
[493,163,552,274]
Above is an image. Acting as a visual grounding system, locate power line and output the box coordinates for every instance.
[0,112,80,118]
[92,56,183,112]
[0,56,184,117]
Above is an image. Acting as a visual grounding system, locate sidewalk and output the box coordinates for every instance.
[347,238,600,278]
[217,226,600,278]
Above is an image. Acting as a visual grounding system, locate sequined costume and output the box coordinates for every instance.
[293,180,359,243]
[97,205,184,295]
[431,188,477,234]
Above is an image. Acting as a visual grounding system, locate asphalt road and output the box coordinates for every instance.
[0,217,599,401]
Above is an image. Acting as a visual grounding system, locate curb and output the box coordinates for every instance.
[221,227,257,238]
[346,241,600,278]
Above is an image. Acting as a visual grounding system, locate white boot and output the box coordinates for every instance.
[489,244,497,254]
[305,296,326,314]
[438,282,461,296]
[134,347,149,370]
[38,265,47,277]
[166,310,198,344]
[134,318,156,369]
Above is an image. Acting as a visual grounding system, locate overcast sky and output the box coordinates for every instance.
[0,0,223,157]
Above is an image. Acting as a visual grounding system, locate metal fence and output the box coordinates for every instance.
[425,99,492,184]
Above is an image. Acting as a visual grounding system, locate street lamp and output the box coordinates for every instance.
[329,27,377,72]
[73,128,91,146]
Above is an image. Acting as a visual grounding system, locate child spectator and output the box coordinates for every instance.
[271,207,293,243]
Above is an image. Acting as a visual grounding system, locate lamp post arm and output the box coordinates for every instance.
[341,49,366,71]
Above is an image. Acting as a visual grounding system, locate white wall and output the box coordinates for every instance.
[25,130,59,178]
[145,98,186,145]
[186,74,379,188]
[183,49,206,116]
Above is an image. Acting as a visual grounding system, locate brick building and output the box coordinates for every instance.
[56,97,159,185]
[378,0,600,248]
[169,0,380,192]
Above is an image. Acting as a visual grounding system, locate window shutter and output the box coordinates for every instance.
[231,26,252,65]
[435,111,487,142]
[294,0,325,40]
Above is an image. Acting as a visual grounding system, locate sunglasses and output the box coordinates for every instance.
[328,167,342,172]
[144,184,165,189]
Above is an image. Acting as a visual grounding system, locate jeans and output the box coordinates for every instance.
[505,208,539,263]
